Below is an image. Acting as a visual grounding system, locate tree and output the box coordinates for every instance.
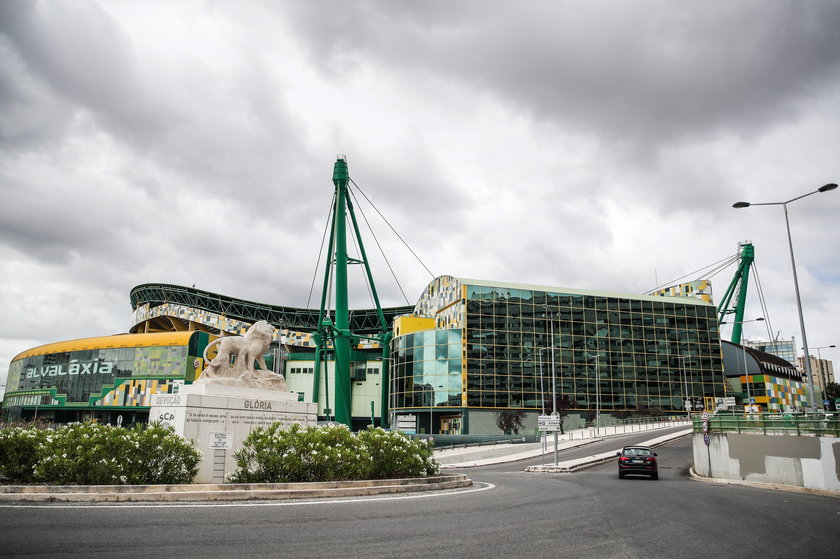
[825,382,840,410]
[544,394,572,434]
[495,410,527,435]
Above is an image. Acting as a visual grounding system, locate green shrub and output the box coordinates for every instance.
[356,427,439,479]
[0,425,49,483]
[229,423,367,483]
[121,422,202,485]
[0,421,201,485]
[228,423,439,483]
[33,422,128,485]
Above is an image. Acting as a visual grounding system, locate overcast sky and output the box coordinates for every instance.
[2,1,839,396]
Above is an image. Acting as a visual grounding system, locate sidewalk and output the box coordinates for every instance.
[435,421,691,470]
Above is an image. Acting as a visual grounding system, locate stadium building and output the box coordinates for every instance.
[3,331,211,425]
[391,276,724,435]
[721,340,806,412]
[3,278,726,433]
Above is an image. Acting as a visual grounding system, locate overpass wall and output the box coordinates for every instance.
[693,432,840,492]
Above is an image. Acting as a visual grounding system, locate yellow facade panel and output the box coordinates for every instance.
[393,316,436,337]
[12,332,195,361]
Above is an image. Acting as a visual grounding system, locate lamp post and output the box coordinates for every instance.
[722,317,764,406]
[734,182,837,411]
[674,355,690,414]
[804,344,836,398]
[811,344,836,361]
[428,384,433,435]
[585,336,602,433]
[594,353,600,435]
[538,347,555,415]
[542,305,558,416]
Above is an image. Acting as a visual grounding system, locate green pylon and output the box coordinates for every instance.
[312,156,391,428]
[717,242,754,344]
[332,157,352,426]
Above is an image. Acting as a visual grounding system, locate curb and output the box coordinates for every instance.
[439,438,601,469]
[436,424,692,469]
[688,467,840,498]
[0,474,472,503]
[525,428,692,473]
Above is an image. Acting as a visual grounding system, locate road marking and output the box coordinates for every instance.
[0,482,495,510]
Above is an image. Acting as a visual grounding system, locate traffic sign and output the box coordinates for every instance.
[538,415,561,432]
[703,432,710,446]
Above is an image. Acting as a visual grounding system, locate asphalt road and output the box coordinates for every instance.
[1,434,838,559]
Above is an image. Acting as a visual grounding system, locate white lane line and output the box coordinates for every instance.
[0,482,495,510]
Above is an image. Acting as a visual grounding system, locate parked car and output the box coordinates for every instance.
[617,445,658,480]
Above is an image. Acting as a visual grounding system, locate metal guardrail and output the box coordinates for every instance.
[692,413,840,437]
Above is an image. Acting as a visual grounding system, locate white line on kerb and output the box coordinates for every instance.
[0,482,496,510]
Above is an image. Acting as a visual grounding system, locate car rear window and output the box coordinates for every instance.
[624,448,651,456]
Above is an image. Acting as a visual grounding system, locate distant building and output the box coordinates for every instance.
[721,340,806,412]
[744,338,798,366]
[797,355,835,395]
[650,280,714,304]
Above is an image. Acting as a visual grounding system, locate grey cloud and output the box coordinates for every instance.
[282,1,840,148]
[0,0,144,122]
[0,1,314,211]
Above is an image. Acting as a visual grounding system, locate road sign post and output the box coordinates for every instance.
[538,414,562,465]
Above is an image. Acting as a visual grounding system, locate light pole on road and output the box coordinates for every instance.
[733,182,837,410]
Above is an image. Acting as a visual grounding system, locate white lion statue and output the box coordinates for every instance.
[197,320,288,391]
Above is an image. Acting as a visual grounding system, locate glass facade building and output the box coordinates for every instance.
[2,331,211,424]
[744,338,797,366]
[391,276,724,434]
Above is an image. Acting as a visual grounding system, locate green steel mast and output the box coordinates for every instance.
[717,242,754,344]
[312,156,392,428]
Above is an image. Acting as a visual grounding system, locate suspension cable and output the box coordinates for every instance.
[307,192,337,309]
[645,252,739,294]
[348,185,411,305]
[350,177,436,279]
[750,262,775,341]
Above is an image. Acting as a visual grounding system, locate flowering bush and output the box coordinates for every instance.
[0,421,201,485]
[0,425,49,483]
[228,424,439,483]
[356,427,438,479]
[121,422,202,485]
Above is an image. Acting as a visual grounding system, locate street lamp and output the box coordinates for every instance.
[810,344,837,361]
[733,182,837,410]
[541,305,558,417]
[674,355,691,413]
[803,344,836,399]
[594,353,600,435]
[722,317,765,405]
[585,335,602,432]
[538,346,556,415]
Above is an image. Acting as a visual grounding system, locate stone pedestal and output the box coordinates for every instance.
[149,384,317,483]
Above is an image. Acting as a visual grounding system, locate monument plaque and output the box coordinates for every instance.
[149,322,317,482]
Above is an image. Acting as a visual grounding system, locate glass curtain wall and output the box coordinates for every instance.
[8,345,188,403]
[391,329,463,410]
[462,285,723,413]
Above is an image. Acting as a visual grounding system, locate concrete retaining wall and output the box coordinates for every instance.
[693,432,840,492]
